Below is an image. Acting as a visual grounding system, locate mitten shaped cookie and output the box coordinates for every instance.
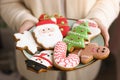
[80,43,110,64]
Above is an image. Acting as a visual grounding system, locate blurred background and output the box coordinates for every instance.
[0,14,120,80]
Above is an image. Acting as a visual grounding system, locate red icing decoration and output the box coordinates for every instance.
[55,15,70,37]
[34,53,53,66]
[76,20,98,28]
[37,14,70,37]
[39,14,50,21]
[53,41,80,70]
[36,19,56,26]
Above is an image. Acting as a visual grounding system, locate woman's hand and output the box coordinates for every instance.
[19,20,36,33]
[98,25,110,47]
[91,18,110,47]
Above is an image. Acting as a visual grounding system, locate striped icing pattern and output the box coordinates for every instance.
[53,41,80,69]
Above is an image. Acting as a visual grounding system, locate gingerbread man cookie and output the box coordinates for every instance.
[79,43,110,64]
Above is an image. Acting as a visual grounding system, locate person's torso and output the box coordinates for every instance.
[23,0,97,19]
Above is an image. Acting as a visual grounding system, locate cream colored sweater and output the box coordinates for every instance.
[1,0,120,31]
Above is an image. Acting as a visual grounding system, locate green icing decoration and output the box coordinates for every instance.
[63,21,90,52]
[63,34,85,51]
[72,21,90,34]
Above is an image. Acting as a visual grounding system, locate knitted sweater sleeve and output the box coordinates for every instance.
[86,0,120,29]
[1,0,38,31]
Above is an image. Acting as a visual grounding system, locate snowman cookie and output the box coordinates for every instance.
[25,50,53,72]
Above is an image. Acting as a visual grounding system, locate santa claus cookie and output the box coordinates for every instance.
[33,19,63,49]
[38,14,70,37]
[73,19,101,43]
[79,43,110,64]
[14,31,39,54]
[25,50,53,73]
[53,41,80,71]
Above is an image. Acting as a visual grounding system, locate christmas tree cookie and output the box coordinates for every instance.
[63,21,90,52]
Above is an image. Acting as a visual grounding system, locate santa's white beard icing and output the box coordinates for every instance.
[33,24,63,49]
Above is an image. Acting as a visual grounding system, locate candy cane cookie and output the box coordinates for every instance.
[53,41,80,70]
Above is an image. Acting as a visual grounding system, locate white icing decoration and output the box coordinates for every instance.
[54,41,80,69]
[88,27,101,39]
[63,38,82,45]
[14,31,38,54]
[68,31,88,39]
[81,55,91,58]
[73,19,98,28]
[30,50,53,67]
[51,17,57,23]
[33,24,63,49]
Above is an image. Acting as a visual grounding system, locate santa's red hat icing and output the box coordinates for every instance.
[39,14,50,21]
[36,19,56,27]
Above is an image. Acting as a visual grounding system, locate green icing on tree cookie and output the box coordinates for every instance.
[63,34,85,52]
[63,21,90,52]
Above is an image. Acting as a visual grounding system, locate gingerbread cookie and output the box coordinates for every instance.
[79,43,110,64]
[26,50,53,72]
[33,19,63,49]
[53,41,80,71]
[63,21,90,52]
[14,31,39,54]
